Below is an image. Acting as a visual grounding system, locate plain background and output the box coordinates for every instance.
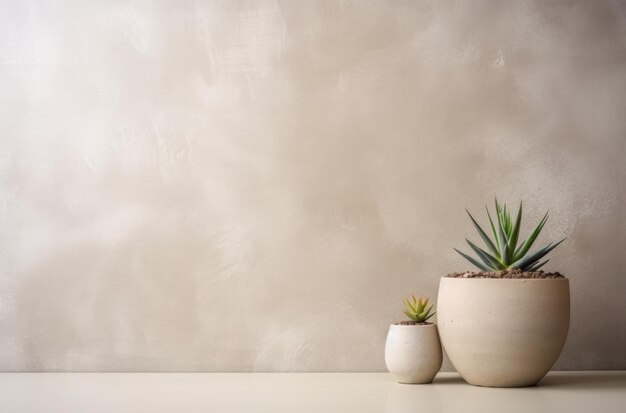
[1,0,625,371]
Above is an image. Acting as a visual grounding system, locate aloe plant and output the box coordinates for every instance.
[403,295,435,323]
[454,200,565,272]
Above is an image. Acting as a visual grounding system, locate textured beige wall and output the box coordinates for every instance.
[1,0,625,372]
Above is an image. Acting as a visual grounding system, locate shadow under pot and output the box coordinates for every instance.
[437,277,570,387]
[385,323,443,384]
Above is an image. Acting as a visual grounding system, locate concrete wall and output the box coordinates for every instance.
[1,0,625,371]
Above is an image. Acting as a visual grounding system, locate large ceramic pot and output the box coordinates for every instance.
[437,277,570,387]
[385,323,443,384]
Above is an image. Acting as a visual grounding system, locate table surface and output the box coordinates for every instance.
[1,371,625,413]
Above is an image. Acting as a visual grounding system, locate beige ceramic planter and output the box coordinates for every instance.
[385,323,443,384]
[437,277,570,387]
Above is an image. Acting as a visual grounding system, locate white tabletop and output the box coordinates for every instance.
[2,371,625,413]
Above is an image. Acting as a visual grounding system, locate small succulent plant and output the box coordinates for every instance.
[403,295,435,323]
[455,199,565,272]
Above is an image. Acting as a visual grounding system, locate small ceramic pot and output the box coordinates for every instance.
[437,277,570,387]
[385,323,443,384]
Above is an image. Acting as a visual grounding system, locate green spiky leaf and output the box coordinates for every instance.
[417,304,433,320]
[454,248,491,271]
[466,210,499,257]
[465,239,502,270]
[485,206,501,256]
[403,310,417,321]
[508,201,523,253]
[513,211,549,261]
[511,238,566,270]
[527,259,549,272]
[497,214,510,264]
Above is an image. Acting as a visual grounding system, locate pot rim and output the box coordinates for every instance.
[441,276,569,281]
[390,322,437,328]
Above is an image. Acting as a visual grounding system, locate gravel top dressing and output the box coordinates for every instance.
[446,269,565,279]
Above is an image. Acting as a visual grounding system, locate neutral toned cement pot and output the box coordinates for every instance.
[385,323,443,384]
[437,277,570,387]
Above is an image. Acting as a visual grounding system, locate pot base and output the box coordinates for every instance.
[396,379,435,385]
[465,378,540,388]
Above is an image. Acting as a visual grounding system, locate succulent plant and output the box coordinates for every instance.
[403,295,435,323]
[455,199,565,272]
